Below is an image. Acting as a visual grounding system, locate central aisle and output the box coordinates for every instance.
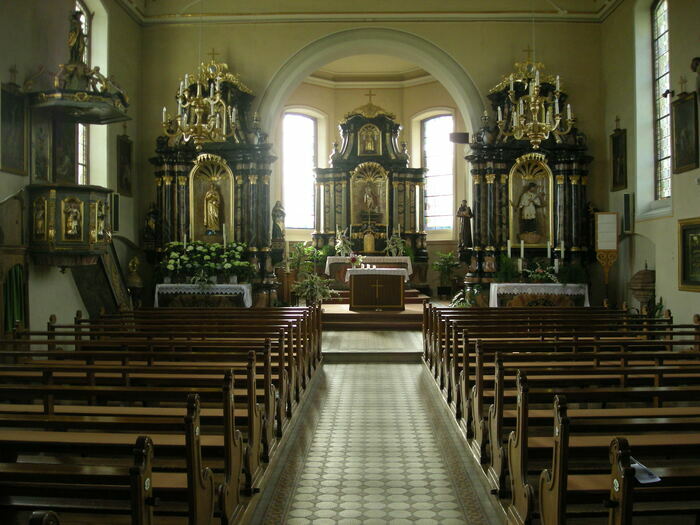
[256,357,502,524]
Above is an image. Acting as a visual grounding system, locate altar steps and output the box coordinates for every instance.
[324,288,429,305]
[321,303,424,331]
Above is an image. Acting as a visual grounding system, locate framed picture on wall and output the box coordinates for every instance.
[117,134,133,197]
[30,109,51,182]
[679,217,700,292]
[52,120,77,183]
[0,82,28,176]
[672,91,699,174]
[610,127,627,191]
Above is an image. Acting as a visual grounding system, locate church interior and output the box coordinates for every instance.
[0,0,699,524]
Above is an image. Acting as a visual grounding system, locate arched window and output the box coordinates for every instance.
[282,113,317,229]
[421,114,454,230]
[75,0,91,185]
[651,0,671,200]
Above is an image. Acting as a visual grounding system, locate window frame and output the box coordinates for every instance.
[651,0,671,200]
[281,110,319,232]
[420,113,456,233]
[75,0,92,185]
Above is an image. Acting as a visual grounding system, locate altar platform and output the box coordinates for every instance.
[321,303,423,331]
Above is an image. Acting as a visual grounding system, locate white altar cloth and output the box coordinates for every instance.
[155,283,253,308]
[489,283,589,307]
[325,256,413,276]
[344,267,410,283]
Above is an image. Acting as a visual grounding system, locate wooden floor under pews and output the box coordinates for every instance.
[424,304,700,525]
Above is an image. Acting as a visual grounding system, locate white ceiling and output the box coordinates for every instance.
[318,55,422,76]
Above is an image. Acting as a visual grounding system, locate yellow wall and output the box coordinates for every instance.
[601,0,700,323]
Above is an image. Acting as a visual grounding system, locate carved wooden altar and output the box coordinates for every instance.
[462,59,594,283]
[313,98,428,282]
[148,66,277,284]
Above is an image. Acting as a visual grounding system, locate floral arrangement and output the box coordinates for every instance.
[431,251,461,286]
[450,285,483,308]
[384,234,406,257]
[161,240,253,283]
[291,273,339,306]
[523,260,559,283]
[334,229,353,257]
[348,253,365,268]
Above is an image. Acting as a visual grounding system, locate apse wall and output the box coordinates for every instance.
[601,0,700,323]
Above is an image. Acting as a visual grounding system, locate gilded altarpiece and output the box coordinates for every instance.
[313,99,428,284]
[188,153,234,244]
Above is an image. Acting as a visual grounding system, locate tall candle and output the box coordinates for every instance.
[223,224,227,245]
[555,75,560,92]
[566,104,572,120]
[398,224,401,236]
[560,240,565,258]
[520,240,525,258]
[547,241,551,258]
[555,97,560,115]
[184,234,187,251]
[554,258,559,273]
[518,258,523,272]
[507,239,512,255]
[510,74,514,92]
[162,107,167,123]
[497,106,502,121]
[386,223,389,238]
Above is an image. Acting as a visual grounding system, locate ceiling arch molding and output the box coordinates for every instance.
[255,27,485,139]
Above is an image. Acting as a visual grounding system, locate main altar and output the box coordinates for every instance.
[313,93,429,287]
[325,255,412,288]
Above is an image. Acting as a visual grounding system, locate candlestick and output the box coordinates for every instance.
[556,75,560,92]
[386,223,389,238]
[497,106,502,121]
[509,74,514,92]
[555,97,560,115]
[223,224,227,245]
[507,239,512,255]
[567,104,572,120]
[560,240,565,258]
[184,234,187,251]
[547,241,551,259]
[520,240,525,258]
[197,82,202,97]
[535,70,540,86]
[398,224,401,236]
[349,224,352,238]
[519,98,524,114]
[554,258,559,273]
[518,258,523,272]
[483,110,488,118]
[162,107,167,123]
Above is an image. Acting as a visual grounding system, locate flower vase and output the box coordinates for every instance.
[210,275,218,284]
[163,276,172,284]
[228,275,238,284]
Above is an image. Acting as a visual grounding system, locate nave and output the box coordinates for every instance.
[254,334,502,524]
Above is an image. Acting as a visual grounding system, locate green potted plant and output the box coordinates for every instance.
[291,273,338,306]
[431,251,461,298]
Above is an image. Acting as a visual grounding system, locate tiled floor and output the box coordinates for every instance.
[257,359,502,524]
[323,331,423,353]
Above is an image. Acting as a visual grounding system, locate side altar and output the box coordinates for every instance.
[313,93,429,288]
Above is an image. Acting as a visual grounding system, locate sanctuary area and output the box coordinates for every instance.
[0,1,699,524]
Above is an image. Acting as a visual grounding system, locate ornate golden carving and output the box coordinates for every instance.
[500,174,508,184]
[508,153,554,248]
[61,197,83,242]
[473,175,482,184]
[350,162,389,226]
[596,250,618,285]
[48,190,56,242]
[486,174,496,184]
[249,175,258,185]
[33,197,47,241]
[262,175,270,185]
[556,175,565,185]
[357,123,382,156]
[570,175,580,185]
[177,176,187,186]
[204,183,222,232]
[235,175,243,185]
[345,101,395,120]
[155,177,163,187]
[162,175,173,185]
[581,176,588,186]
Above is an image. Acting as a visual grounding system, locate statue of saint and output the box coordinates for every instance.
[204,183,221,233]
[363,182,378,214]
[34,201,46,238]
[68,11,87,65]
[64,203,81,239]
[271,200,286,241]
[456,200,473,248]
[360,127,378,154]
[518,182,543,234]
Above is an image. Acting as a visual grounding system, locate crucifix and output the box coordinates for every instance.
[365,89,376,105]
[207,48,220,62]
[614,116,620,130]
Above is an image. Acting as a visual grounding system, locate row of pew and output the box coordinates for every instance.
[0,305,321,524]
[423,304,700,525]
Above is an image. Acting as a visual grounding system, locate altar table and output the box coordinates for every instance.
[489,283,590,308]
[155,283,253,308]
[345,268,408,311]
[325,256,413,288]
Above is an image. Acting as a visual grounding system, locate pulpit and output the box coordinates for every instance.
[346,268,408,311]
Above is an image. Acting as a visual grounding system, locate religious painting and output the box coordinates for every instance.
[53,120,77,183]
[350,161,388,227]
[30,109,51,182]
[508,153,553,247]
[610,128,627,191]
[188,153,234,244]
[61,196,83,242]
[679,217,700,292]
[672,92,698,174]
[0,83,27,176]
[117,134,133,197]
[358,124,381,156]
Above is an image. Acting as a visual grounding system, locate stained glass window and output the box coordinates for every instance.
[652,0,671,199]
[422,115,454,230]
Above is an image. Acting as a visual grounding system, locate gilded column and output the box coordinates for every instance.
[570,174,581,250]
[234,174,244,243]
[248,174,259,248]
[555,173,566,249]
[162,171,173,244]
[408,183,417,233]
[472,171,482,248]
[498,173,508,249]
[485,173,496,249]
[177,175,188,242]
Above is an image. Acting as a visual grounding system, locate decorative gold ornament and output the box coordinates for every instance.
[495,59,575,150]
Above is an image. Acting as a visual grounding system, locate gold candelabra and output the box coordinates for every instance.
[495,64,575,150]
[162,59,244,150]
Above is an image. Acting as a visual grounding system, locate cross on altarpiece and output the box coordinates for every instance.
[365,89,376,105]
[207,48,220,62]
[370,279,384,301]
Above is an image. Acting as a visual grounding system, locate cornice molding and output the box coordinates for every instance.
[304,75,437,90]
[112,1,625,26]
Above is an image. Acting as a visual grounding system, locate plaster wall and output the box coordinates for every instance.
[601,0,700,323]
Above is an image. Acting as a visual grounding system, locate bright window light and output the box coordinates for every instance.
[422,115,454,230]
[283,113,316,229]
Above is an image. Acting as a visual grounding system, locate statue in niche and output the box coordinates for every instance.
[204,183,222,234]
[517,182,544,236]
[362,182,378,215]
[271,200,286,241]
[34,199,46,239]
[64,201,82,240]
[456,200,473,248]
[68,11,87,64]
[96,200,106,240]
